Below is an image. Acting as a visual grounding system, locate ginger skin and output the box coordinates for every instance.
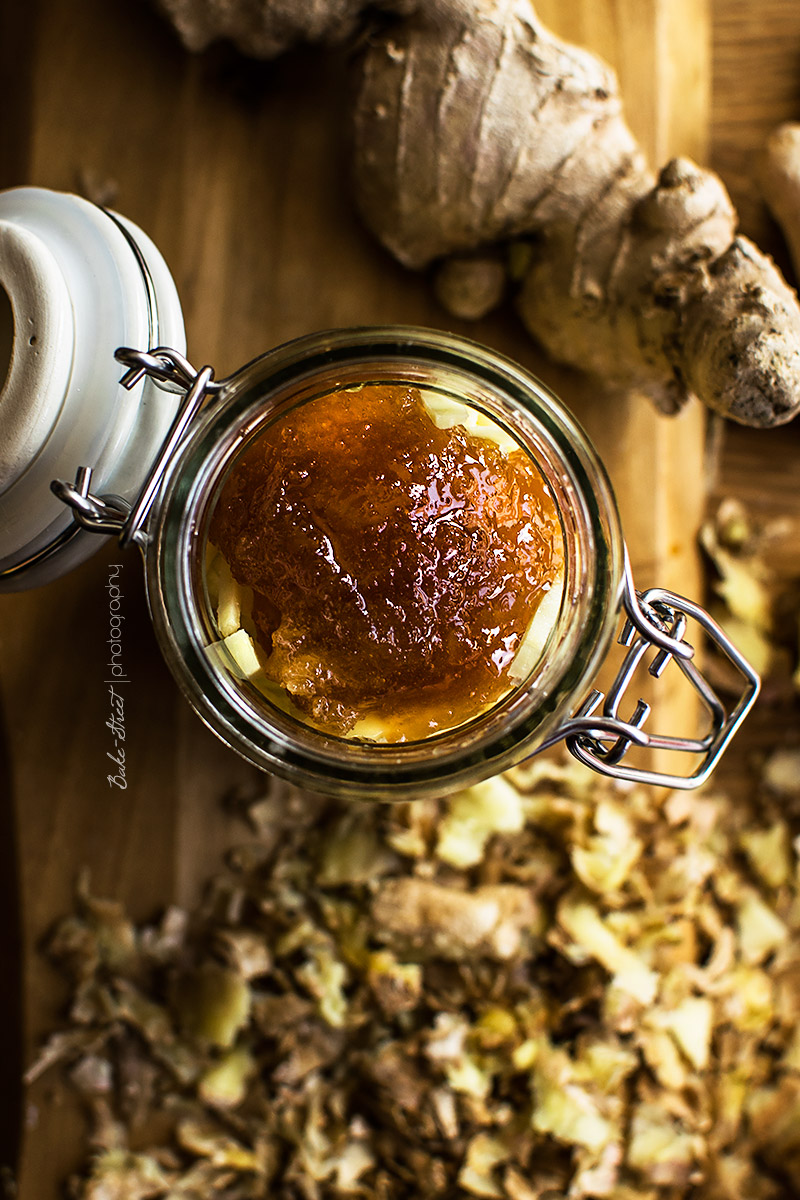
[153,0,412,55]
[760,123,800,281]
[156,0,800,427]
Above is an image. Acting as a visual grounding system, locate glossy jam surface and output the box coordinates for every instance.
[209,383,563,739]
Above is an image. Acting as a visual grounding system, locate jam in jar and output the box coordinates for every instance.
[207,380,564,742]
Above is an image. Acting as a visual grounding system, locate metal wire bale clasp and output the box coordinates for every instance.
[560,553,761,789]
[51,346,219,550]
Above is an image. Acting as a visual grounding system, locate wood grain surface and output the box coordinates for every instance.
[712,0,800,276]
[0,0,798,1193]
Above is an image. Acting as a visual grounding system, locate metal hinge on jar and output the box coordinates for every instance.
[51,347,220,549]
[548,554,760,789]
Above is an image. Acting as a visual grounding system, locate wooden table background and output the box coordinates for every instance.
[0,0,799,1192]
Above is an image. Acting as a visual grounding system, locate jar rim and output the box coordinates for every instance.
[145,326,626,799]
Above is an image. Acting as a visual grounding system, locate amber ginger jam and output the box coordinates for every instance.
[208,382,563,741]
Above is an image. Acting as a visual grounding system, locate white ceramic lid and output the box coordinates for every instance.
[0,187,186,589]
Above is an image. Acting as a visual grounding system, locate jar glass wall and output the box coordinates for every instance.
[145,327,626,799]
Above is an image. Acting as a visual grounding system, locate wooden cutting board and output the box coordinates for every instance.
[0,0,776,1190]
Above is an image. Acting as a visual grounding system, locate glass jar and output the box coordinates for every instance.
[148,327,626,800]
[0,190,759,798]
[120,329,755,800]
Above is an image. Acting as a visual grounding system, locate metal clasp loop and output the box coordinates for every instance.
[50,466,132,536]
[51,346,218,550]
[557,550,760,789]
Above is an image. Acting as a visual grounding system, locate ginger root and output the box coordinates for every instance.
[154,0,412,55]
[156,0,800,427]
[371,877,543,960]
[760,122,800,280]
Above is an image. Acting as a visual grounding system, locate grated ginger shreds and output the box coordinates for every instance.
[24,756,800,1200]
